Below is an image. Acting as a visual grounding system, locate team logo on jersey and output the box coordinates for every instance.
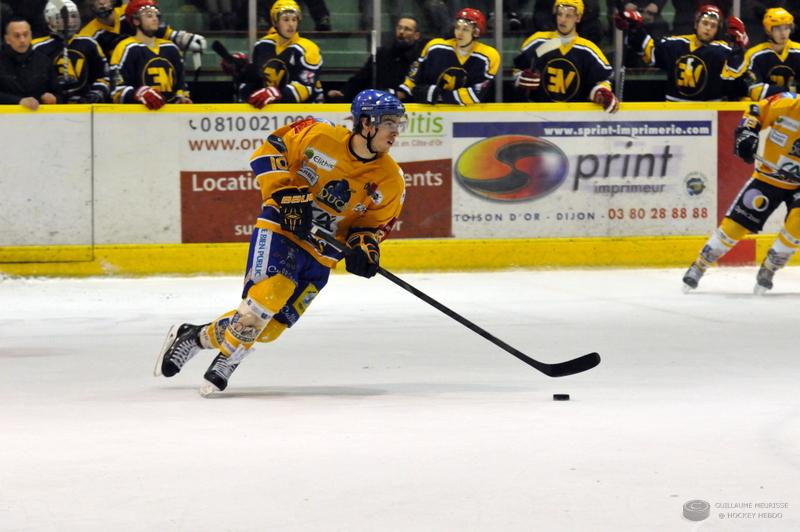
[766,65,795,90]
[364,182,383,205]
[436,67,468,91]
[304,148,337,171]
[263,58,288,87]
[454,134,568,202]
[684,172,707,196]
[674,54,708,97]
[143,57,177,99]
[353,203,367,214]
[52,48,88,94]
[543,58,580,101]
[318,179,352,212]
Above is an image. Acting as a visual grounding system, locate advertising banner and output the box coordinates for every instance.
[449,111,718,238]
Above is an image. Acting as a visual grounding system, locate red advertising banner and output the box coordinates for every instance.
[717,110,755,265]
[180,158,452,243]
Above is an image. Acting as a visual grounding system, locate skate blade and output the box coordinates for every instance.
[199,381,222,397]
[681,282,695,294]
[154,324,180,377]
[753,284,769,296]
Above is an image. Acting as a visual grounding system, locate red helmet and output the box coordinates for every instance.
[695,4,722,24]
[125,0,159,26]
[456,8,486,37]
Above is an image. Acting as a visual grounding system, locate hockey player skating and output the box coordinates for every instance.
[683,92,800,294]
[155,89,406,395]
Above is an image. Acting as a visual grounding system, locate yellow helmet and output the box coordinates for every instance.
[270,0,302,26]
[553,0,584,17]
[763,7,794,34]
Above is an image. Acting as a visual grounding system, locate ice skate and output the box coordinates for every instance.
[682,263,705,292]
[154,323,206,377]
[200,348,251,396]
[754,265,775,295]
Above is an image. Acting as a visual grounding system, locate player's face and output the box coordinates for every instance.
[90,0,114,18]
[276,13,299,38]
[370,115,404,153]
[695,17,719,43]
[770,24,792,45]
[555,6,580,35]
[4,20,32,54]
[454,20,476,47]
[137,8,160,36]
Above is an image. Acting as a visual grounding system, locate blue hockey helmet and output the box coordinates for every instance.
[350,89,405,130]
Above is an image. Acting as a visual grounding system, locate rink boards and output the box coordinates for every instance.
[0,102,786,275]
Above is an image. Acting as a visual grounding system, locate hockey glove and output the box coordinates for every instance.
[592,86,619,114]
[613,9,643,31]
[84,89,106,104]
[514,69,541,90]
[134,86,165,110]
[727,16,749,49]
[734,127,759,164]
[272,186,313,238]
[345,231,380,278]
[171,30,207,53]
[220,51,249,76]
[248,86,282,109]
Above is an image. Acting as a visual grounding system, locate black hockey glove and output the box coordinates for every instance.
[272,186,313,238]
[734,126,759,164]
[345,231,380,278]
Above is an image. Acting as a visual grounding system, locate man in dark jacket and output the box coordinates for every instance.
[327,16,426,102]
[0,16,59,109]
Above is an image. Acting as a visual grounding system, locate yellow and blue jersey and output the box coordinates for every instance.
[110,36,188,103]
[399,38,500,105]
[243,29,322,103]
[724,41,800,101]
[32,34,110,101]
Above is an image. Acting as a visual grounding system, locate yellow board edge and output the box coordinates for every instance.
[0,234,782,277]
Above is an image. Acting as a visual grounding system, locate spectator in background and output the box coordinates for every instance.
[610,0,670,67]
[514,0,618,112]
[3,0,48,37]
[242,0,322,107]
[111,0,192,108]
[360,1,449,38]
[0,16,59,109]
[205,0,246,31]
[32,0,111,104]
[328,16,426,102]
[399,8,500,105]
[534,0,602,44]
[265,0,330,31]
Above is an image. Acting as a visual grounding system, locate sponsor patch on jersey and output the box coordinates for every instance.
[790,139,800,158]
[297,163,319,186]
[769,129,789,147]
[776,116,800,132]
[318,179,352,212]
[776,154,800,180]
[353,203,367,215]
[304,148,337,171]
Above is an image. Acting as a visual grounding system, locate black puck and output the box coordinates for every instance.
[553,394,570,401]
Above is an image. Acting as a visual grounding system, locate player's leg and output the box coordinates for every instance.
[755,204,800,294]
[683,179,779,291]
[683,218,750,291]
[201,241,331,393]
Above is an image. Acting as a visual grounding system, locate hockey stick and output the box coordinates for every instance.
[753,154,800,184]
[310,227,601,377]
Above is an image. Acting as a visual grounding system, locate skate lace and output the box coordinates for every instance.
[210,355,238,378]
[170,335,201,365]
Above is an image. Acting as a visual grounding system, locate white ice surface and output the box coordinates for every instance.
[1,268,799,532]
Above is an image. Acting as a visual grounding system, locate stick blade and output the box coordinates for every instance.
[541,352,601,378]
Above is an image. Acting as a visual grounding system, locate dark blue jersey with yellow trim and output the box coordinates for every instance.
[77,6,176,60]
[31,34,110,102]
[630,31,737,101]
[724,41,800,101]
[399,38,500,105]
[110,37,188,103]
[512,31,613,102]
[241,29,322,103]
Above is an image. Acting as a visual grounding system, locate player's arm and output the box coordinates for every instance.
[512,36,542,92]
[283,41,322,103]
[583,44,618,113]
[171,46,191,103]
[398,40,435,102]
[160,24,207,53]
[343,168,406,278]
[86,39,111,103]
[110,39,137,103]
